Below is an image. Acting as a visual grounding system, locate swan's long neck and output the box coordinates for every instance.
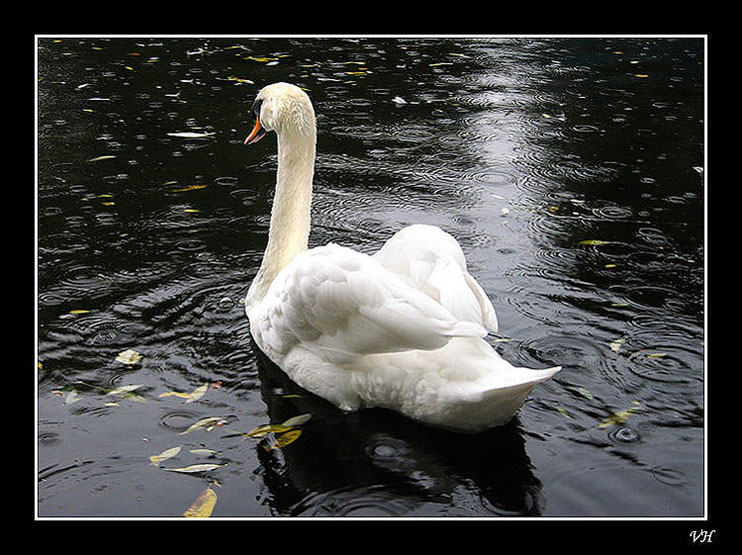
[248,125,316,305]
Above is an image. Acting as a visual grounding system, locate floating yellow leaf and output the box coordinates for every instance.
[570,386,594,400]
[107,384,144,396]
[180,416,228,435]
[173,184,207,192]
[184,488,217,518]
[64,390,81,405]
[556,406,571,418]
[115,349,142,365]
[159,383,209,403]
[281,413,312,427]
[243,413,312,440]
[149,445,181,466]
[159,391,194,400]
[87,155,117,162]
[164,463,224,473]
[190,448,218,456]
[634,74,649,78]
[69,309,91,315]
[579,240,614,246]
[609,337,626,353]
[599,403,642,428]
[225,76,254,84]
[242,424,293,439]
[244,56,279,62]
[186,383,209,403]
[264,429,302,451]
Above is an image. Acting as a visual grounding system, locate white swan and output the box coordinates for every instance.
[244,82,560,433]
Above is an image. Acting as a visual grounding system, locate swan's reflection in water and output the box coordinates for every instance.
[252,343,544,517]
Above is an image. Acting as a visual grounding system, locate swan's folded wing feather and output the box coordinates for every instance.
[265,244,485,364]
[373,224,499,332]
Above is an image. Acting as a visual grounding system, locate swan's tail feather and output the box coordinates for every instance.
[517,365,562,385]
[455,366,561,432]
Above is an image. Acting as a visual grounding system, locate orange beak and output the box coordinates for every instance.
[244,116,267,145]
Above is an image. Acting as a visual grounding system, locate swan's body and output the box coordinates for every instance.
[244,83,560,433]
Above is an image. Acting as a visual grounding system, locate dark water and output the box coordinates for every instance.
[36,36,705,518]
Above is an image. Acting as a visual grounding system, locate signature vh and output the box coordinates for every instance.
[689,529,716,543]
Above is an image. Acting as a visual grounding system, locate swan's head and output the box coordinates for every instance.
[244,82,316,145]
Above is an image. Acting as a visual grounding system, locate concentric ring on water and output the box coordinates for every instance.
[514,333,612,376]
[291,485,422,517]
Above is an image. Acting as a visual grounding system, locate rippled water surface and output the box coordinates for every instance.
[37,36,705,518]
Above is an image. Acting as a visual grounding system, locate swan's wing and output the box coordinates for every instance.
[260,243,486,364]
[373,224,499,332]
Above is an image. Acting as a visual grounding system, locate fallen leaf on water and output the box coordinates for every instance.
[599,402,642,428]
[574,387,594,400]
[159,383,209,403]
[115,349,142,365]
[280,413,312,427]
[150,445,181,466]
[107,384,144,396]
[180,416,229,435]
[224,76,254,84]
[190,448,218,456]
[183,487,218,517]
[87,155,117,162]
[244,56,279,63]
[186,383,209,403]
[242,424,294,439]
[556,406,571,418]
[163,463,224,473]
[65,390,81,405]
[264,429,302,451]
[106,383,148,403]
[242,412,312,440]
[609,337,626,353]
[158,391,194,400]
[173,184,207,192]
[579,240,615,246]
